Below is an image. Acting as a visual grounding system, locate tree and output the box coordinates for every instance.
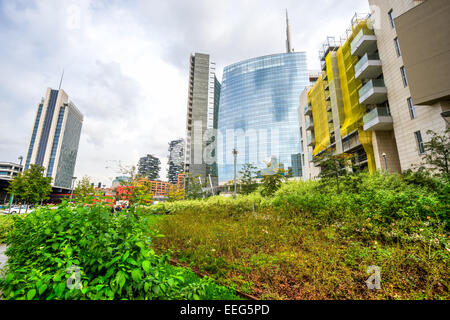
[260,159,290,197]
[166,185,183,202]
[317,150,356,194]
[184,173,204,199]
[73,176,95,199]
[117,165,153,206]
[7,164,52,212]
[421,128,450,179]
[239,163,258,195]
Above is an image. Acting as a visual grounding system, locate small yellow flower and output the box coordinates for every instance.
[427,216,431,220]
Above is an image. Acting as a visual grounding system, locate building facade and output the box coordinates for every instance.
[300,0,449,179]
[137,154,161,180]
[184,53,221,186]
[368,0,449,171]
[24,88,83,189]
[167,138,185,184]
[0,161,23,181]
[217,52,309,183]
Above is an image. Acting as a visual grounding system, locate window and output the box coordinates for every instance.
[394,37,401,56]
[414,131,425,154]
[400,66,408,87]
[407,98,416,119]
[388,9,395,28]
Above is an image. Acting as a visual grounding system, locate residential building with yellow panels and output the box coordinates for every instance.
[299,0,449,180]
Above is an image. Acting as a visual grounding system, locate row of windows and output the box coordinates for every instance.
[47,107,66,177]
[25,104,43,170]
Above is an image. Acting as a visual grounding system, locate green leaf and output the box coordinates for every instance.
[54,215,61,222]
[131,269,142,282]
[38,284,48,295]
[27,289,36,300]
[142,260,151,273]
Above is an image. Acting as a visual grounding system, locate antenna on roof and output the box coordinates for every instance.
[58,69,65,90]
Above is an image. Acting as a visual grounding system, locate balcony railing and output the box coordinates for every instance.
[307,134,315,146]
[359,79,387,104]
[363,106,393,131]
[351,28,377,56]
[354,53,382,79]
[305,117,314,130]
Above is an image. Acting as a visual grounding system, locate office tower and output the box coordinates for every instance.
[24,88,83,190]
[217,52,309,183]
[300,0,449,179]
[137,154,161,180]
[184,53,221,186]
[167,138,185,184]
[217,14,308,183]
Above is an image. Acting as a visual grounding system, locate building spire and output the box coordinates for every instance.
[58,69,65,90]
[286,9,294,53]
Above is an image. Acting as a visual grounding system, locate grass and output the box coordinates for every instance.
[147,173,449,300]
[150,209,448,299]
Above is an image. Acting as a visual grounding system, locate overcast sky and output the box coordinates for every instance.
[0,0,369,185]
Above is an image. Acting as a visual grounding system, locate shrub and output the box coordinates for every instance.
[0,202,238,300]
[0,215,15,244]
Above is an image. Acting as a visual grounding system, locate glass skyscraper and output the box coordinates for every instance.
[217,52,309,183]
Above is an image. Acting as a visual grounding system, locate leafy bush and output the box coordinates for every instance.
[151,172,450,299]
[0,203,238,300]
[0,215,15,243]
[149,193,270,217]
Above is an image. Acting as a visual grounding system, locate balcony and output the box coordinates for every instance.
[354,53,382,80]
[363,106,393,131]
[358,79,387,104]
[326,101,332,112]
[327,111,333,123]
[351,29,377,57]
[305,117,314,131]
[307,133,315,146]
[304,104,312,116]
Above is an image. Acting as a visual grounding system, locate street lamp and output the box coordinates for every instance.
[381,152,388,172]
[70,176,77,200]
[232,149,238,200]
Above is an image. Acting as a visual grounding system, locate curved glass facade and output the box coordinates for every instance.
[217,52,309,183]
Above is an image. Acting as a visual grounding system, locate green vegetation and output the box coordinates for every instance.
[238,163,259,195]
[0,203,238,300]
[0,215,15,243]
[149,172,449,299]
[73,176,96,198]
[7,164,52,211]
